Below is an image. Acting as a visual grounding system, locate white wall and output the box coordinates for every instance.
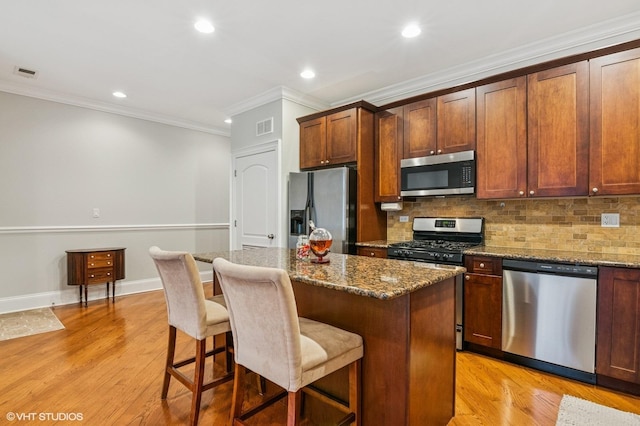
[0,91,231,312]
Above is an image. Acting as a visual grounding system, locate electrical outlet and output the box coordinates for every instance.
[399,216,409,223]
[92,208,100,218]
[601,213,620,228]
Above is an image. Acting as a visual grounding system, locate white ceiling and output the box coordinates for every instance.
[1,1,640,136]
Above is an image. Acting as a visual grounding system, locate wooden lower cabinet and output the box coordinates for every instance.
[356,247,387,258]
[597,267,640,394]
[463,256,502,349]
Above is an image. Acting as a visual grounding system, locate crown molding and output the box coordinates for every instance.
[335,11,640,107]
[225,86,329,117]
[0,81,230,137]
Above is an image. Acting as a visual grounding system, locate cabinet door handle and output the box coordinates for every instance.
[519,190,524,196]
[429,150,435,155]
[437,149,442,154]
[465,275,470,280]
[592,187,599,193]
[267,234,275,239]
[529,190,535,195]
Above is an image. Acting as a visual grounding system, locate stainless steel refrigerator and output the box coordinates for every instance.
[288,167,357,254]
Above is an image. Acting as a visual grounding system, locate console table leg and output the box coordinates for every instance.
[84,285,88,307]
[79,285,83,305]
[112,281,116,303]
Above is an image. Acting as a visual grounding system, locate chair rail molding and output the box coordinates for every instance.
[0,223,229,234]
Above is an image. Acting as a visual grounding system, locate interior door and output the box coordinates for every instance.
[233,145,278,249]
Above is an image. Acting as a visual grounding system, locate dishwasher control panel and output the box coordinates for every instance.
[503,259,597,278]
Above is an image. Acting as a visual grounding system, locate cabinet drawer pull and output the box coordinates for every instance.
[465,275,470,280]
[479,263,485,268]
[90,274,95,278]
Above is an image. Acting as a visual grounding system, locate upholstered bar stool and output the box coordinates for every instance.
[213,257,363,426]
[149,246,234,426]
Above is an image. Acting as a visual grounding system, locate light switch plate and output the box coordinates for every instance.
[399,216,409,223]
[601,213,620,227]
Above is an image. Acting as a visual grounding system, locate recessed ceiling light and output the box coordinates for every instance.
[224,118,232,124]
[194,19,214,34]
[300,69,315,79]
[402,24,421,38]
[112,91,127,98]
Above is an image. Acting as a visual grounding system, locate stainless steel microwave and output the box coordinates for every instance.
[400,150,475,197]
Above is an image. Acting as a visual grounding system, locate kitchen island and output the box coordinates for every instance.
[194,248,464,425]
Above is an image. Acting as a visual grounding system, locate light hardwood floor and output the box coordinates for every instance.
[1,287,638,425]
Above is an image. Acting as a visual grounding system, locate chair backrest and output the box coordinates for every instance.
[149,246,208,340]
[213,257,302,391]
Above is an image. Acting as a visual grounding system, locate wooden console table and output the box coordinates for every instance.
[66,248,126,306]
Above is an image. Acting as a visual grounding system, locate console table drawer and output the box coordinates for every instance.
[87,268,114,284]
[88,258,114,269]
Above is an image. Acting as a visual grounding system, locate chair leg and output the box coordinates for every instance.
[349,360,361,426]
[287,390,302,425]
[162,326,177,399]
[190,339,207,426]
[225,331,233,374]
[229,363,245,426]
[257,374,267,395]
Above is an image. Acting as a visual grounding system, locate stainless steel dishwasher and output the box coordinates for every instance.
[502,259,597,383]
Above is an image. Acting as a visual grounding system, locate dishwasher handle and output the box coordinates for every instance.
[503,259,597,278]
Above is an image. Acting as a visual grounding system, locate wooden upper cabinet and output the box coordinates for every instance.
[476,76,527,199]
[299,108,356,169]
[299,116,326,169]
[527,61,589,197]
[590,47,640,196]
[375,108,403,202]
[326,109,357,166]
[437,88,476,154]
[597,267,640,385]
[403,98,436,158]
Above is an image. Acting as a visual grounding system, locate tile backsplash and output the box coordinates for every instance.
[387,196,640,255]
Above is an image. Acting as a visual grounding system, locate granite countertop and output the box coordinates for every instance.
[355,240,400,248]
[194,247,464,300]
[465,245,640,269]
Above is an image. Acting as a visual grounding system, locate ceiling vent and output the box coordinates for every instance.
[13,66,39,79]
[256,117,274,136]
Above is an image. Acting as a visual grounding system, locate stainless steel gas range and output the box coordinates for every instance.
[388,217,485,350]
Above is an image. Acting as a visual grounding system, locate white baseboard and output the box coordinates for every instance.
[0,270,214,315]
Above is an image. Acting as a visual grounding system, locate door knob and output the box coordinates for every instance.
[267,234,275,239]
